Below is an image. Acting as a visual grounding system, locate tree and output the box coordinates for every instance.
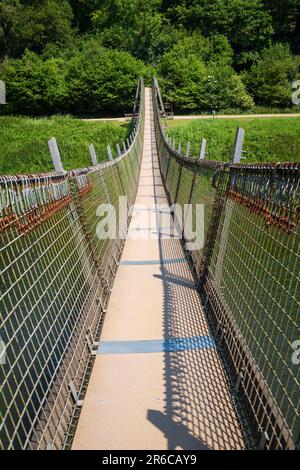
[65,45,150,114]
[0,0,74,59]
[158,36,253,111]
[0,43,152,115]
[162,0,273,65]
[89,1,182,65]
[0,51,69,114]
[263,0,300,53]
[0,0,24,58]
[1,0,300,114]
[70,0,100,33]
[90,0,161,30]
[159,34,234,66]
[244,44,300,106]
[158,52,207,110]
[204,64,254,110]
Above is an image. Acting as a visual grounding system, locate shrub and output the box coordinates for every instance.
[0,51,68,115]
[158,35,254,111]
[0,45,152,115]
[243,43,300,106]
[66,47,148,114]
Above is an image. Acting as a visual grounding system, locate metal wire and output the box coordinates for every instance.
[1,75,299,450]
[0,79,144,450]
[152,77,300,450]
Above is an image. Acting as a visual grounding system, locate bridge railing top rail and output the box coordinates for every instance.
[152,76,300,172]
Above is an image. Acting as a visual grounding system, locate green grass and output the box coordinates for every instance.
[226,105,300,115]
[166,117,300,163]
[173,105,300,116]
[0,116,129,175]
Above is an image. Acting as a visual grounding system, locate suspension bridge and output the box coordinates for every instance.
[0,79,299,450]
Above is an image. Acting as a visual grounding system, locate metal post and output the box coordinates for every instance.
[235,367,246,392]
[186,141,191,158]
[178,141,182,154]
[116,143,122,158]
[133,78,141,115]
[165,153,172,183]
[183,171,197,238]
[111,144,126,196]
[123,143,134,192]
[232,127,245,163]
[68,381,83,407]
[174,161,183,204]
[215,128,245,287]
[258,429,270,450]
[89,144,97,165]
[199,138,207,160]
[48,137,64,172]
[154,76,165,116]
[107,144,113,161]
[218,327,226,346]
[85,334,97,356]
[126,140,137,184]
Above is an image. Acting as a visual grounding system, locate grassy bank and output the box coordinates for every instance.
[0,116,129,175]
[166,117,300,163]
[172,106,300,116]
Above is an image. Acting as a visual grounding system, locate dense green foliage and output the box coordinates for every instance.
[0,0,300,114]
[264,0,300,52]
[166,117,300,162]
[1,44,150,115]
[158,35,254,111]
[243,44,300,107]
[0,115,128,174]
[160,0,274,65]
[0,0,74,58]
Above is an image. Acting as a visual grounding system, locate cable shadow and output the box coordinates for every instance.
[153,273,197,291]
[147,410,209,450]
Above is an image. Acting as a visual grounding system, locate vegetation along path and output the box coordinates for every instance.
[83,114,300,122]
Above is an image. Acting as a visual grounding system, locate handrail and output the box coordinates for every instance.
[152,77,300,171]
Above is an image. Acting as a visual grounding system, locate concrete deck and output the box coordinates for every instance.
[72,88,245,450]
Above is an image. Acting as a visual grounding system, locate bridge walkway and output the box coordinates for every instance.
[72,88,245,450]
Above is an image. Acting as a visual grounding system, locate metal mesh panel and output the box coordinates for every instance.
[206,165,300,449]
[0,79,144,450]
[152,78,300,450]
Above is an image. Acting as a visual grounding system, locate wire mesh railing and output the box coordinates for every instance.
[152,78,300,450]
[0,78,144,450]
